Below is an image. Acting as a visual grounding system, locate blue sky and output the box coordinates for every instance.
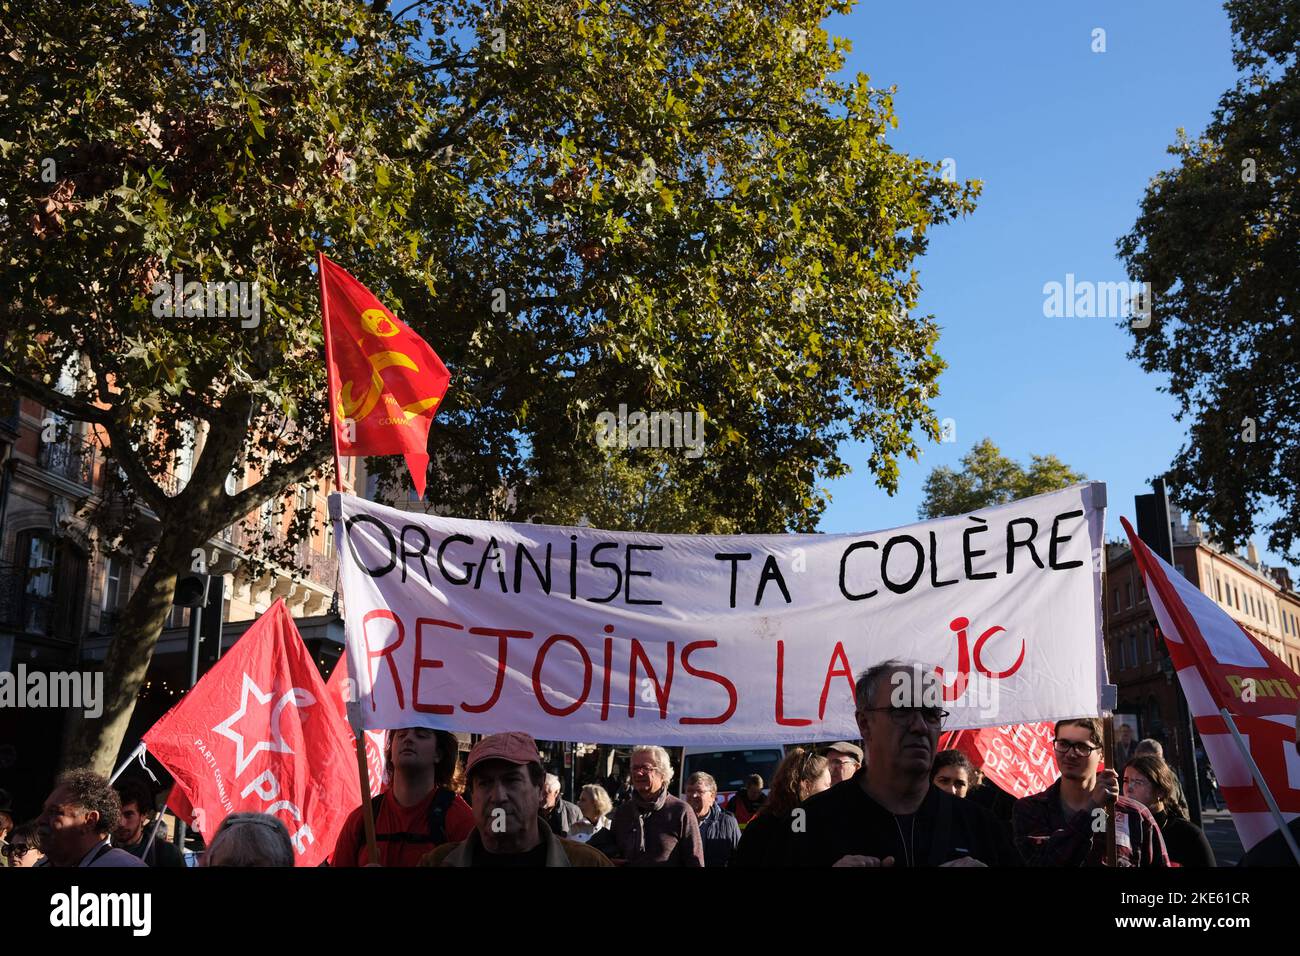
[814,2,1291,571]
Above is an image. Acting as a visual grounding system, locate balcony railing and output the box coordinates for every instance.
[220,522,337,588]
[38,437,95,487]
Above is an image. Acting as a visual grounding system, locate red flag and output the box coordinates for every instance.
[319,253,450,498]
[940,722,1061,798]
[325,654,387,797]
[1122,517,1300,853]
[143,600,359,866]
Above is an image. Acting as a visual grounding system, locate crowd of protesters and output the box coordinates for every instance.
[4,659,1296,869]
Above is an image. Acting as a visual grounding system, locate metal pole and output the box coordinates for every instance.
[187,603,201,688]
[174,602,204,862]
[108,741,146,784]
[1220,707,1300,864]
[1154,478,1203,828]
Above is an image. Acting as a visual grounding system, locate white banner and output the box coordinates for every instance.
[329,483,1108,744]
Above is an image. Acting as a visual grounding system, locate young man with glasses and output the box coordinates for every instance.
[790,660,1021,867]
[1012,717,1167,866]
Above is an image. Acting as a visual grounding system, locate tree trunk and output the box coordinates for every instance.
[56,391,328,775]
[62,527,200,775]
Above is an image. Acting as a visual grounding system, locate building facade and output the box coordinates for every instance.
[1105,508,1300,791]
[0,388,347,819]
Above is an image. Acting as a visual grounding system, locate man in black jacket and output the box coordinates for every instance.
[791,660,1021,867]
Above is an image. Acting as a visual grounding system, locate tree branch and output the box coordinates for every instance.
[0,365,114,426]
[217,431,334,528]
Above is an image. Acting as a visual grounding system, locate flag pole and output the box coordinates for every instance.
[109,741,146,784]
[1218,707,1300,865]
[318,249,380,866]
[318,251,350,496]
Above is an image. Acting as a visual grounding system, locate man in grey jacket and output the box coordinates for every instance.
[610,745,704,866]
[541,773,584,837]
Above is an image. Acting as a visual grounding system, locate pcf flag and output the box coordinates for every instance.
[319,252,450,497]
[1122,517,1300,855]
[940,722,1060,798]
[142,600,359,866]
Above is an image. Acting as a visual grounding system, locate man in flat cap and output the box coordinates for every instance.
[822,741,864,787]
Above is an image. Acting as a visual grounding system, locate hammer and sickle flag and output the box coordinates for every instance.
[319,254,450,498]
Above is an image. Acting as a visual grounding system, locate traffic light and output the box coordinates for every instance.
[172,573,210,608]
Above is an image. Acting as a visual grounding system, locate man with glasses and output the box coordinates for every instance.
[608,745,705,866]
[791,660,1020,867]
[1012,717,1167,866]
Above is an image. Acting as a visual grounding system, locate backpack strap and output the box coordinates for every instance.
[360,788,458,850]
[426,787,456,845]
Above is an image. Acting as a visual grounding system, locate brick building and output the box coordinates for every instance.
[1105,508,1300,784]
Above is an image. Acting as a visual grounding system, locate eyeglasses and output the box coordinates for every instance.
[1052,739,1102,757]
[860,706,949,727]
[1,844,32,857]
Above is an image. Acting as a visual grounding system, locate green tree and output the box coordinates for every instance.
[918,438,1086,519]
[0,0,978,773]
[1116,0,1299,560]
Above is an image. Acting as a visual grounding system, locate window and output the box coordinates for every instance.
[1139,579,1147,604]
[297,485,311,512]
[1128,635,1139,669]
[1215,576,1223,603]
[325,523,335,558]
[1142,630,1152,663]
[1234,585,1240,609]
[102,555,126,611]
[1176,563,1186,579]
[19,532,56,634]
[1125,582,1133,608]
[1113,589,1121,614]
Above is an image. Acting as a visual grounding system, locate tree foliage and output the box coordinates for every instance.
[0,0,978,771]
[918,438,1086,519]
[1116,0,1299,560]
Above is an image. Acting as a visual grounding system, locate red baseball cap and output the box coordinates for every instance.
[465,731,543,778]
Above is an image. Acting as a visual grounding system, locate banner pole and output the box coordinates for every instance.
[353,728,380,865]
[1219,707,1300,865]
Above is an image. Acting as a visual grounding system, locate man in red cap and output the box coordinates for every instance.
[420,732,612,867]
